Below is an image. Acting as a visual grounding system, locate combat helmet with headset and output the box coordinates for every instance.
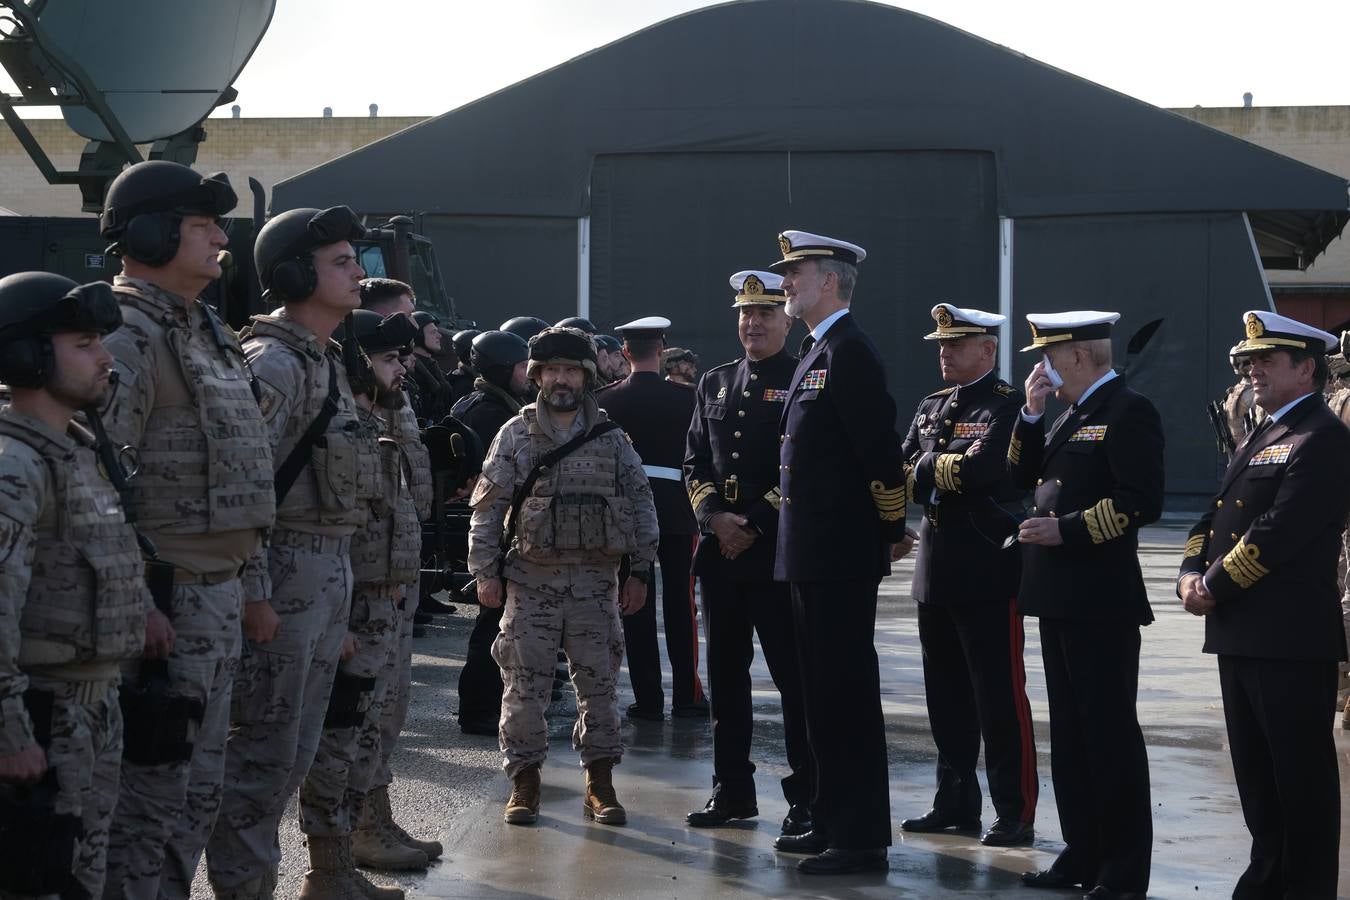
[0,272,122,388]
[100,160,238,267]
[254,205,366,302]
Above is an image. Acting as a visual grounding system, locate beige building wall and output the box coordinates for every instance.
[0,116,428,218]
[1170,105,1350,285]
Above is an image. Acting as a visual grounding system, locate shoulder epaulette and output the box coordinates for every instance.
[994,381,1018,397]
[924,386,958,399]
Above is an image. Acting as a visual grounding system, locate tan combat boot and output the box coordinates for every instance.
[361,785,443,861]
[296,836,363,899]
[504,763,541,825]
[583,758,627,826]
[341,834,407,900]
[351,788,430,871]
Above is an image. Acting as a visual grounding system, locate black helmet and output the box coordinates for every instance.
[0,272,121,388]
[254,205,365,301]
[470,329,529,370]
[100,161,237,266]
[594,334,622,353]
[499,316,550,342]
[555,316,597,334]
[351,309,419,355]
[451,329,481,363]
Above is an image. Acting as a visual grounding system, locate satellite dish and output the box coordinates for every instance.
[33,0,275,143]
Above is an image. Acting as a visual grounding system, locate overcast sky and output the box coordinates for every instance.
[205,0,1348,119]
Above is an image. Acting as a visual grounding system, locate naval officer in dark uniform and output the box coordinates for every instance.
[899,303,1038,847]
[1010,311,1163,900]
[597,317,707,719]
[683,271,812,837]
[1179,311,1350,900]
[769,230,908,875]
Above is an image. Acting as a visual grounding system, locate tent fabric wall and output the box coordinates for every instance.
[1011,213,1273,494]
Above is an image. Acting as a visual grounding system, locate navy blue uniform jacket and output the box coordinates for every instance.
[685,349,798,582]
[1008,375,1164,625]
[775,312,907,582]
[1179,394,1350,661]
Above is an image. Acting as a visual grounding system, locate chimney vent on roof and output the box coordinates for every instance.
[1243,92,1253,108]
[323,106,333,118]
[369,103,378,117]
[231,105,241,119]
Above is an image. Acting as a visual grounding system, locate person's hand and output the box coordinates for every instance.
[143,608,175,659]
[1180,573,1217,616]
[1018,516,1063,546]
[1023,360,1055,417]
[0,744,46,783]
[711,512,756,559]
[891,527,919,561]
[454,475,476,500]
[243,599,281,644]
[478,577,503,609]
[340,632,357,661]
[619,576,647,616]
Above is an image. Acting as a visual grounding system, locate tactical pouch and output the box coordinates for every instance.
[324,670,377,729]
[515,496,556,560]
[119,659,206,765]
[145,559,175,615]
[311,431,359,513]
[602,496,637,555]
[0,690,80,896]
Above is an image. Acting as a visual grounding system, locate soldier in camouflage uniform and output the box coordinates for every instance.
[297,310,422,897]
[1323,339,1350,726]
[205,206,378,900]
[0,273,152,899]
[467,327,658,827]
[95,162,277,900]
[1220,344,1263,443]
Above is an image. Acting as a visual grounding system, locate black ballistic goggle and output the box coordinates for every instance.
[276,205,367,265]
[101,174,239,235]
[358,311,421,355]
[38,282,123,335]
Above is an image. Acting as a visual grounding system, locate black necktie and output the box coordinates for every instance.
[799,334,816,356]
[1247,416,1272,444]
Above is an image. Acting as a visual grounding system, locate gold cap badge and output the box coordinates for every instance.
[936,307,953,329]
[1245,313,1263,339]
[744,275,763,296]
[778,234,792,258]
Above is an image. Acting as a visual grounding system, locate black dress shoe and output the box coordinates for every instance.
[419,594,457,615]
[797,848,888,875]
[900,808,981,834]
[685,796,758,827]
[773,829,828,854]
[780,804,812,836]
[672,699,710,718]
[1084,887,1146,900]
[458,717,498,737]
[626,702,665,722]
[980,817,1034,846]
[1021,869,1088,890]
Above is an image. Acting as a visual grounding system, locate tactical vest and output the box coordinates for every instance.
[0,417,146,668]
[349,425,421,585]
[390,405,433,520]
[242,318,380,529]
[116,285,275,534]
[513,408,637,564]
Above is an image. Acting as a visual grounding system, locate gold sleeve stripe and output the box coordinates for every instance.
[688,481,717,511]
[870,480,906,521]
[1183,535,1205,559]
[934,453,963,493]
[1008,435,1022,465]
[763,487,782,511]
[1082,498,1130,544]
[905,465,916,505]
[1222,538,1269,589]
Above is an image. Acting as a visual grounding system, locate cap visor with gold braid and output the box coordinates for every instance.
[1232,310,1338,356]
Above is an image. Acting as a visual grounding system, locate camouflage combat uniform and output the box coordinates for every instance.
[99,276,275,900]
[1323,382,1350,701]
[368,404,432,792]
[467,396,658,778]
[0,409,148,898]
[298,405,419,837]
[205,312,378,896]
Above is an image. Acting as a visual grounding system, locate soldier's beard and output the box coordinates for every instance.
[542,387,579,411]
[375,388,406,410]
[47,369,110,412]
[784,293,818,319]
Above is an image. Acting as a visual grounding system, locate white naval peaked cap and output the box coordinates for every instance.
[769,230,867,272]
[729,270,787,308]
[1021,310,1120,352]
[924,303,1005,340]
[615,316,671,340]
[1233,309,1338,356]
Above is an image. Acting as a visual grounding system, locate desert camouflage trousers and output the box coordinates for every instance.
[102,577,242,900]
[0,682,122,900]
[491,576,626,778]
[371,576,417,790]
[204,533,351,891]
[300,580,401,837]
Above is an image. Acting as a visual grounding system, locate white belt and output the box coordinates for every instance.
[642,465,683,481]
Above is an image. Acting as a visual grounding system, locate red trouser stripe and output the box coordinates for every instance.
[1008,597,1038,821]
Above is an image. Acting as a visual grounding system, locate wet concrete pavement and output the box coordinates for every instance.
[192,523,1350,898]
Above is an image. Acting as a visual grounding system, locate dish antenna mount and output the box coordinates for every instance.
[0,0,275,212]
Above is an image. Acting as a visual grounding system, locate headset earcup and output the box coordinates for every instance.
[122,213,180,267]
[0,337,50,388]
[270,257,317,302]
